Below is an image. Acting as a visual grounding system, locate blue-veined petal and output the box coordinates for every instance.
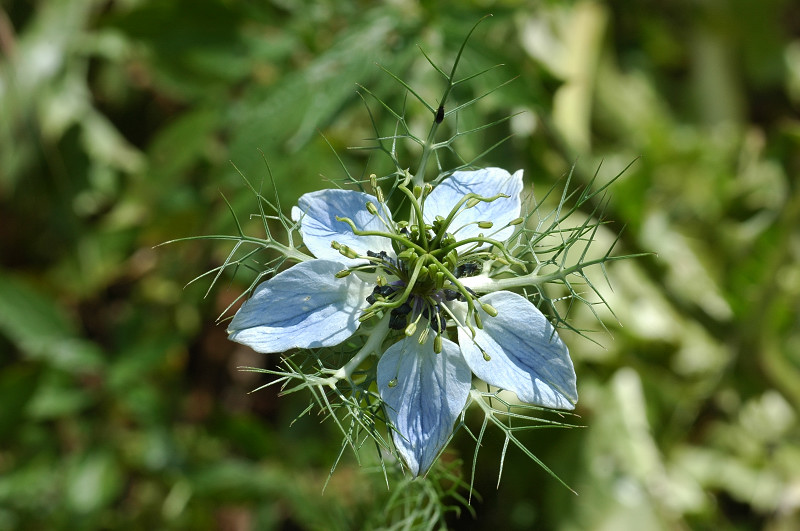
[291,189,394,263]
[457,291,578,409]
[377,331,471,476]
[423,168,523,243]
[228,260,370,353]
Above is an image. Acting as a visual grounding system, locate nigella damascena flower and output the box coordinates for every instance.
[227,168,578,476]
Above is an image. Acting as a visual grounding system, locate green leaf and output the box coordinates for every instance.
[0,365,40,440]
[25,371,94,419]
[0,273,104,373]
[65,451,124,514]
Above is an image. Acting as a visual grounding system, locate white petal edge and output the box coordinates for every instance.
[457,291,578,409]
[377,332,471,476]
[228,259,371,353]
[422,168,523,243]
[291,189,395,264]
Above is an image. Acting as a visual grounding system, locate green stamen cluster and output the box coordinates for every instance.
[330,175,520,349]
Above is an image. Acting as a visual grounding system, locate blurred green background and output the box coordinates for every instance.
[1,0,799,529]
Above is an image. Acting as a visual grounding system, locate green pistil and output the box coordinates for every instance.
[334,188,509,337]
[443,249,459,271]
[430,191,509,249]
[396,184,429,250]
[425,253,481,334]
[436,235,522,267]
[369,256,426,312]
[334,216,427,256]
[434,269,446,290]
[331,247,401,280]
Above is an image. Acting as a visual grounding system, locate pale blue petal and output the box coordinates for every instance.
[228,260,370,353]
[377,332,471,476]
[423,168,523,243]
[291,189,394,263]
[457,291,578,409]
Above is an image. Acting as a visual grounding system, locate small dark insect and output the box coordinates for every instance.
[435,104,444,124]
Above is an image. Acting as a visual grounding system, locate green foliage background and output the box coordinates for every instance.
[1,0,799,529]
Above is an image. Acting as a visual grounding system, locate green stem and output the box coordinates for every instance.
[410,16,490,188]
[269,239,312,262]
[412,121,442,188]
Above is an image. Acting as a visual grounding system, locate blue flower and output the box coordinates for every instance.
[227,168,578,476]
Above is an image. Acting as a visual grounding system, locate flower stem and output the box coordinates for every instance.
[411,16,490,188]
[412,121,442,188]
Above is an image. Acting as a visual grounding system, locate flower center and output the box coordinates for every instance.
[333,178,511,350]
[363,250,455,334]
[359,230,485,346]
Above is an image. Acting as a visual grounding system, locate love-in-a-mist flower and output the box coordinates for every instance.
[227,168,578,476]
